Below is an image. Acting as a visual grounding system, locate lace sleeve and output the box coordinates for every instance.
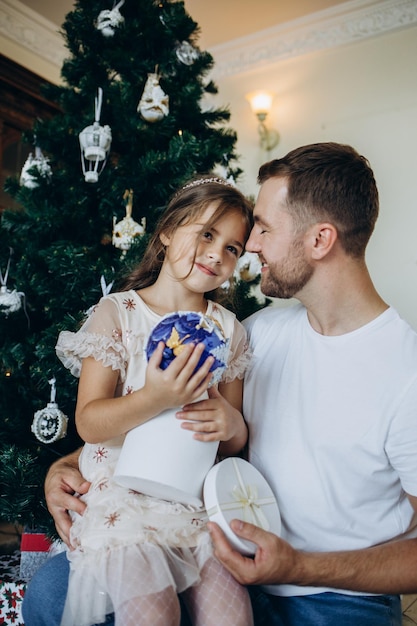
[221,318,252,384]
[55,297,128,379]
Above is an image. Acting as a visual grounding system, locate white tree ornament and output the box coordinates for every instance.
[31,377,68,444]
[79,88,112,183]
[175,41,199,65]
[20,146,52,189]
[0,250,26,318]
[112,189,146,255]
[96,0,125,36]
[220,252,262,292]
[137,73,169,123]
[235,251,262,282]
[85,274,114,317]
[0,286,25,315]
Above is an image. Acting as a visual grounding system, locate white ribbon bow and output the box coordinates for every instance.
[230,459,270,530]
[207,458,274,531]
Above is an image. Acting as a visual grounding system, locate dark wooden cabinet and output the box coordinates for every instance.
[0,54,60,211]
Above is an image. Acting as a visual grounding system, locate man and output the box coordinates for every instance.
[208,142,417,625]
[23,144,417,625]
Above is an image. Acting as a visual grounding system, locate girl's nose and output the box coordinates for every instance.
[207,246,222,263]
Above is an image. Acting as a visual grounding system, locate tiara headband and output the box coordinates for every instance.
[181,177,234,192]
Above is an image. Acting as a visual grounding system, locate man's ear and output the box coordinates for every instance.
[310,223,338,260]
[160,231,170,246]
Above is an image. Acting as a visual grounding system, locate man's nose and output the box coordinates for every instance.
[245,229,259,253]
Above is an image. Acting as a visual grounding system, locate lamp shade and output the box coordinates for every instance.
[246,91,274,115]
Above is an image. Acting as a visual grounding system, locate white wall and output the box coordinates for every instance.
[212,25,417,329]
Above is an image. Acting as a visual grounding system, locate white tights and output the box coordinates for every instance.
[114,557,253,626]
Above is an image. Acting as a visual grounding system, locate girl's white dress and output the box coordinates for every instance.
[56,290,250,626]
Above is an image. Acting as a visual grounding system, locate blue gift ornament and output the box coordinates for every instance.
[146,311,229,385]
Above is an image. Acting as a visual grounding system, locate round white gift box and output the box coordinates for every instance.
[114,408,218,507]
[204,457,281,556]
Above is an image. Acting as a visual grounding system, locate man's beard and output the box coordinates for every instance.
[261,238,313,299]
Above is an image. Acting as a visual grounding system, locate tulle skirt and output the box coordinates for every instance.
[61,475,212,626]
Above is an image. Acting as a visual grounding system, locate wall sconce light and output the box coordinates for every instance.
[246,91,279,152]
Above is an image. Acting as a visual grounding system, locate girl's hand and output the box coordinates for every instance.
[76,342,217,442]
[176,385,244,443]
[145,341,215,412]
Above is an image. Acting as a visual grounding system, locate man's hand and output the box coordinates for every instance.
[45,449,90,547]
[209,518,417,595]
[208,519,298,586]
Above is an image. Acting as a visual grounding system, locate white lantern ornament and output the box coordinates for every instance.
[112,189,146,255]
[96,0,125,37]
[137,73,169,123]
[79,88,112,183]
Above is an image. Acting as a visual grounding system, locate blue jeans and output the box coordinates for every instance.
[22,552,191,626]
[249,586,402,626]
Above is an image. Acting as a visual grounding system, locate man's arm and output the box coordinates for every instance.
[45,448,90,547]
[208,497,417,595]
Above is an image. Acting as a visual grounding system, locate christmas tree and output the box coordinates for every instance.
[0,0,267,535]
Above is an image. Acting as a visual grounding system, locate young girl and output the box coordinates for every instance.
[56,176,254,626]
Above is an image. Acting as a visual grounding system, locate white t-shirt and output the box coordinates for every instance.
[243,304,417,597]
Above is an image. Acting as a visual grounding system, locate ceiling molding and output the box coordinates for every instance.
[0,0,416,80]
[0,0,66,67]
[209,0,417,77]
